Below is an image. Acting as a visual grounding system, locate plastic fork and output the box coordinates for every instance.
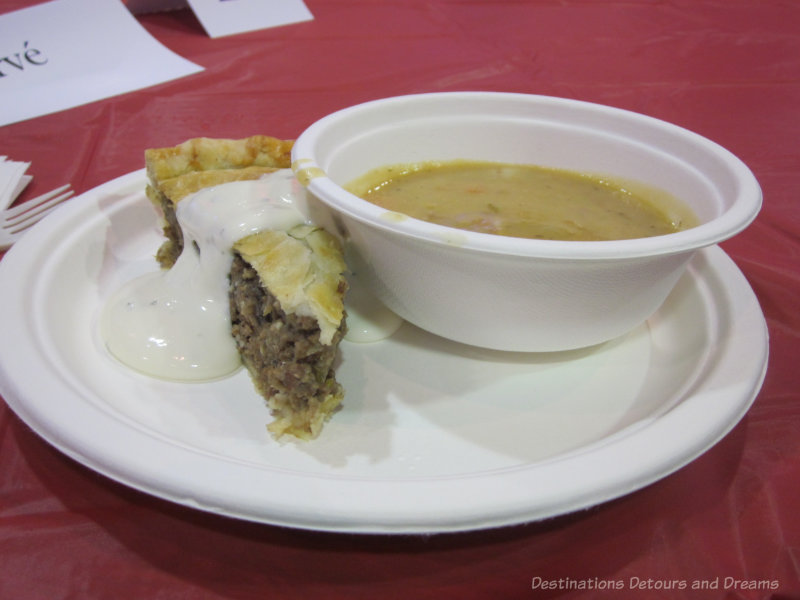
[0,184,74,250]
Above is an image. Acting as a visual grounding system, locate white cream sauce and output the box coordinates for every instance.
[101,170,401,383]
[101,172,307,381]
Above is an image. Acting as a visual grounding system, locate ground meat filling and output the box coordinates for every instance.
[229,253,345,437]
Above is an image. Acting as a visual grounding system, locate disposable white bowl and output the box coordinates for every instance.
[292,92,761,352]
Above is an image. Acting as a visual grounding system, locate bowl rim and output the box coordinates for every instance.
[292,92,762,259]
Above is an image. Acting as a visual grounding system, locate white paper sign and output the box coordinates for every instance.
[186,0,313,38]
[0,0,204,127]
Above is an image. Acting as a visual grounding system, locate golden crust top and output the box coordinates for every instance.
[233,225,347,345]
[145,135,293,184]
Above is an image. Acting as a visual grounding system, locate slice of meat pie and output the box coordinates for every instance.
[144,136,347,440]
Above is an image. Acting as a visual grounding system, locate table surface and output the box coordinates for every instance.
[1,1,798,598]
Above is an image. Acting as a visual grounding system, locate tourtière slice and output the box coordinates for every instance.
[145,136,347,440]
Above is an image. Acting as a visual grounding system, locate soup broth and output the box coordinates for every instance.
[346,160,697,241]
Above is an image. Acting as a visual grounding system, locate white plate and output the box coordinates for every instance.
[0,171,769,534]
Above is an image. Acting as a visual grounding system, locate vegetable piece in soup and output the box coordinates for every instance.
[346,160,696,241]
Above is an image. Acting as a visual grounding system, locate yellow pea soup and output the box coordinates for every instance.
[345,160,697,241]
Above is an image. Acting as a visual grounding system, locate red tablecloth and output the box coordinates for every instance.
[1,1,798,598]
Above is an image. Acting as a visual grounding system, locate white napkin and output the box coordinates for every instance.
[0,158,33,211]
